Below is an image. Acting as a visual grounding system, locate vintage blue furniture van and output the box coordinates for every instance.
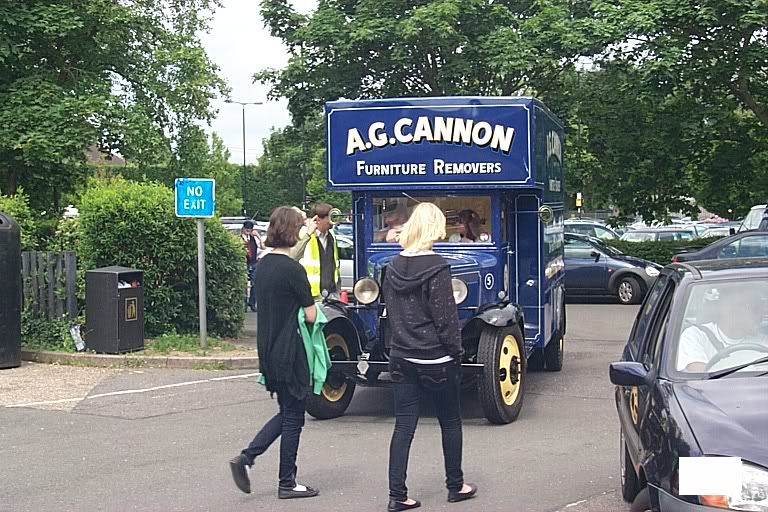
[309,97,566,424]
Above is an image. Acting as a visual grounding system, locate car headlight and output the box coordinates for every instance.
[645,266,660,277]
[353,277,380,305]
[699,462,768,511]
[451,278,468,304]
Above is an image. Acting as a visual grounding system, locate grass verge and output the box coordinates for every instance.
[144,333,238,357]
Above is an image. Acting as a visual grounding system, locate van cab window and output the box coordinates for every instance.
[372,195,493,244]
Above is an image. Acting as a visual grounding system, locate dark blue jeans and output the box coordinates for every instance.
[241,385,306,489]
[388,358,464,501]
[246,262,258,309]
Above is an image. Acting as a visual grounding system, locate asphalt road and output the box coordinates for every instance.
[1,303,638,512]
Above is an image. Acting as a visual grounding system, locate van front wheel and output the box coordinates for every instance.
[305,333,356,420]
[478,325,526,424]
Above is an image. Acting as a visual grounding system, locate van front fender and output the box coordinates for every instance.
[318,302,363,358]
[462,302,524,340]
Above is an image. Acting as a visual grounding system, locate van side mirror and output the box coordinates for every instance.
[609,362,649,387]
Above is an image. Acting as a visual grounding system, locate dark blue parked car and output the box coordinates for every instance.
[610,259,768,511]
[564,234,660,304]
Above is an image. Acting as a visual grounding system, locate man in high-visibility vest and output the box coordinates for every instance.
[295,203,341,299]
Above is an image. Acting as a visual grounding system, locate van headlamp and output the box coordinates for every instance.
[451,278,468,304]
[353,278,380,305]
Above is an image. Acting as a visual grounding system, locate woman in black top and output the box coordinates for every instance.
[382,202,477,511]
[229,207,320,500]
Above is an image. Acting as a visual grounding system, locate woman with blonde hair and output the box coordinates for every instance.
[382,202,477,511]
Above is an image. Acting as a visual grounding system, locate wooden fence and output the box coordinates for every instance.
[21,251,78,321]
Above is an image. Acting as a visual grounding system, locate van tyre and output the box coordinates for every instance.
[617,276,642,305]
[544,332,563,372]
[478,325,526,424]
[305,333,356,420]
[621,429,641,502]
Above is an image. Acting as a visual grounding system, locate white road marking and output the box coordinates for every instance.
[4,372,261,409]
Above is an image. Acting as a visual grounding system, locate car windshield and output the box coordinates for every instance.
[622,231,655,242]
[673,279,768,376]
[742,207,766,230]
[372,195,494,244]
[701,228,729,238]
[599,242,623,256]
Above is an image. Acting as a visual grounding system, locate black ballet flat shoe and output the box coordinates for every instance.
[448,483,478,503]
[387,498,421,511]
[228,455,251,494]
[278,485,320,499]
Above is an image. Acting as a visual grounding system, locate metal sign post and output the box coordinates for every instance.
[196,219,207,349]
[175,178,216,349]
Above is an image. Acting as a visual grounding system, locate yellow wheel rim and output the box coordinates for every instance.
[499,335,522,406]
[322,334,348,403]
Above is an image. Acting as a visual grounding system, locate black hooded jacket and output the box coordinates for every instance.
[382,253,463,361]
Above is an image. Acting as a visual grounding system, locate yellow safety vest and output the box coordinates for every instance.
[300,234,340,297]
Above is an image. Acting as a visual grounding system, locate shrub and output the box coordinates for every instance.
[79,178,245,337]
[21,312,75,352]
[50,216,82,253]
[606,237,722,265]
[0,189,37,250]
[49,217,86,306]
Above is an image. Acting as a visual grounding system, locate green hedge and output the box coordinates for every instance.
[79,178,245,337]
[606,237,722,265]
[0,189,37,250]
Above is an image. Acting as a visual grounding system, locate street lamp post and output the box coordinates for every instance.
[226,100,263,216]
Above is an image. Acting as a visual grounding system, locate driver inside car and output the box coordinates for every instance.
[678,286,768,373]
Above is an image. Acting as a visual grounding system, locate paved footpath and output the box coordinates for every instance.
[1,305,636,512]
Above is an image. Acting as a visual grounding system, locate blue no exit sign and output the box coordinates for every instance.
[175,178,216,218]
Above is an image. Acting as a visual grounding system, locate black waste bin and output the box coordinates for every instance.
[85,266,144,354]
[0,213,22,369]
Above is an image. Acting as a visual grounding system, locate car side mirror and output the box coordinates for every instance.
[590,250,600,261]
[609,362,649,387]
[729,227,736,235]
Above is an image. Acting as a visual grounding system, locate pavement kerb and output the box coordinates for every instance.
[20,350,259,370]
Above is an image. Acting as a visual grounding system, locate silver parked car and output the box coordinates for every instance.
[620,227,697,242]
[335,233,354,291]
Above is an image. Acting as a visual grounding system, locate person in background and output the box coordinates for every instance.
[448,209,481,243]
[289,207,317,261]
[375,199,409,243]
[381,202,477,512]
[229,206,320,500]
[677,286,767,373]
[298,203,341,300]
[242,220,263,312]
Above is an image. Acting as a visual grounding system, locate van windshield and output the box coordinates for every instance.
[372,195,494,244]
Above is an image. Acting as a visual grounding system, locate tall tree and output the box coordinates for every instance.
[257,0,617,124]
[252,115,350,218]
[604,0,768,129]
[0,0,227,210]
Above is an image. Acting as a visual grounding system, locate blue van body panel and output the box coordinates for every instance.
[325,96,565,356]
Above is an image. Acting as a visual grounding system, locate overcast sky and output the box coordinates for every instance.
[201,0,316,164]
